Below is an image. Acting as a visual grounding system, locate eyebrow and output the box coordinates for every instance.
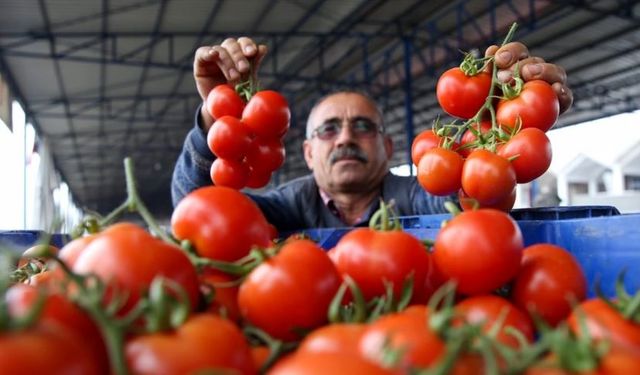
[321,116,377,124]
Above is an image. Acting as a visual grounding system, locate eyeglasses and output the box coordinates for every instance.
[310,117,383,141]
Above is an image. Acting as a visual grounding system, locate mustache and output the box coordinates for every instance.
[329,145,368,165]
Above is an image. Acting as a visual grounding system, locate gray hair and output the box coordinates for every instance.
[305,90,385,139]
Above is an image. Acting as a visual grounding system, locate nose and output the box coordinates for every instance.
[333,120,356,145]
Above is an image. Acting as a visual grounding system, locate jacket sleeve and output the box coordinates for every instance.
[410,177,455,215]
[171,108,215,207]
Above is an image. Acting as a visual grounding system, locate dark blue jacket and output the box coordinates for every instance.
[171,116,451,232]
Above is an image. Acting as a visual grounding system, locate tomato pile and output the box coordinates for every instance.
[4,192,640,374]
[414,45,556,211]
[206,82,290,190]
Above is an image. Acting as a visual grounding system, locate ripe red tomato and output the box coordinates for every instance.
[498,127,552,183]
[171,186,273,262]
[269,352,395,375]
[411,129,444,166]
[246,137,286,173]
[496,80,559,132]
[458,187,516,212]
[246,168,273,189]
[436,68,492,119]
[525,350,640,375]
[433,209,523,295]
[6,283,109,371]
[511,243,587,327]
[461,149,516,206]
[205,84,245,119]
[568,298,640,355]
[297,323,367,357]
[359,306,445,370]
[57,234,98,268]
[417,147,464,196]
[0,322,103,374]
[237,239,341,341]
[210,157,250,189]
[455,295,535,349]
[126,314,256,375]
[332,227,434,304]
[199,268,241,322]
[242,90,290,139]
[206,116,252,160]
[72,222,201,315]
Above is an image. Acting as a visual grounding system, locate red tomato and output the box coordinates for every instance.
[210,157,250,189]
[568,298,640,355]
[238,239,341,341]
[359,306,445,370]
[199,268,241,322]
[496,80,559,132]
[417,147,464,196]
[436,68,492,119]
[205,84,245,119]
[458,187,516,212]
[251,345,271,373]
[433,209,523,295]
[497,127,552,183]
[246,168,273,189]
[207,116,253,160]
[246,137,286,173]
[57,234,98,268]
[6,283,109,371]
[268,352,396,375]
[458,121,493,158]
[525,350,640,375]
[126,314,256,375]
[171,186,273,262]
[0,322,103,375]
[297,323,367,357]
[461,149,517,206]
[455,295,535,349]
[242,90,290,139]
[73,222,201,314]
[332,227,434,304]
[411,130,444,166]
[511,243,587,327]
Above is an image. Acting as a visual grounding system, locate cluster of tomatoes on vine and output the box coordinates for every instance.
[205,78,290,190]
[413,49,558,211]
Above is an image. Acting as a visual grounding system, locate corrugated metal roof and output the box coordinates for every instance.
[1,0,639,218]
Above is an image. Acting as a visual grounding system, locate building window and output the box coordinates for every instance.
[569,182,588,195]
[625,175,640,191]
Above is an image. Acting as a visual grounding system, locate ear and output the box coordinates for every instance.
[303,139,314,170]
[383,134,393,159]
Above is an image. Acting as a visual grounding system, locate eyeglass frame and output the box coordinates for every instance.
[307,116,385,141]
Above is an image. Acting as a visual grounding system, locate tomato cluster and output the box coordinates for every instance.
[415,52,557,211]
[206,84,290,190]
[5,185,640,374]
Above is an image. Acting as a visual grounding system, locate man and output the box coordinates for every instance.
[171,38,573,232]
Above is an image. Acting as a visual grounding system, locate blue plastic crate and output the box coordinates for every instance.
[285,206,639,298]
[0,230,70,255]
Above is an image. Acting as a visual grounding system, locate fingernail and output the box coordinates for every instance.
[228,68,239,80]
[244,45,255,54]
[526,64,542,75]
[498,51,512,64]
[497,70,512,82]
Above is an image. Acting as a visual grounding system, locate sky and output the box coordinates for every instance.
[546,110,640,173]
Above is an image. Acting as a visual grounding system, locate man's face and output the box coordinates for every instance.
[303,92,393,194]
